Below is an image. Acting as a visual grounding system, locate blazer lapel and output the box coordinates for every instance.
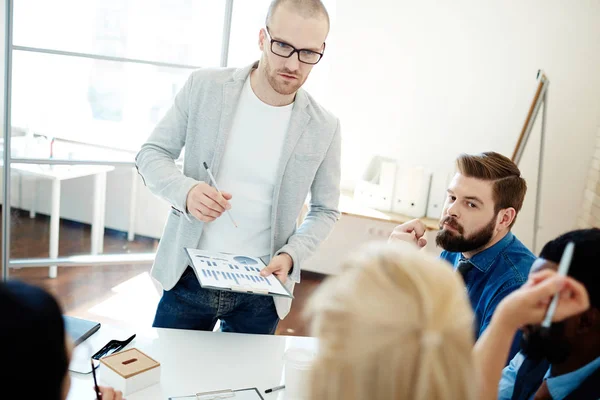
[270,89,311,253]
[276,90,311,178]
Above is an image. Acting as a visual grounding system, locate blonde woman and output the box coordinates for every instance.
[305,241,589,400]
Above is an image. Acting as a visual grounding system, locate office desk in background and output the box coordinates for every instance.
[299,190,441,275]
[68,325,317,400]
[5,163,115,278]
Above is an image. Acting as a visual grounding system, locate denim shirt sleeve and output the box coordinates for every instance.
[498,351,526,400]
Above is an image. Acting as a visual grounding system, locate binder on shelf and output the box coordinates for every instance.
[354,155,397,212]
[426,170,455,219]
[392,166,432,218]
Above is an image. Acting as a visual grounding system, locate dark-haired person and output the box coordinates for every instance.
[1,279,123,400]
[497,228,600,400]
[389,152,536,360]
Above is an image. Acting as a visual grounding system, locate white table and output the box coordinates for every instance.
[68,325,318,400]
[11,164,115,278]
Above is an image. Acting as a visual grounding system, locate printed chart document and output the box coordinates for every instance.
[185,248,293,299]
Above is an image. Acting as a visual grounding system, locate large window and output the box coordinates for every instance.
[12,0,225,151]
[12,50,191,152]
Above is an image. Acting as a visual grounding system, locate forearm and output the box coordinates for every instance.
[473,310,518,400]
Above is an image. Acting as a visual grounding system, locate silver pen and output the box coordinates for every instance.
[203,162,238,228]
[540,241,575,330]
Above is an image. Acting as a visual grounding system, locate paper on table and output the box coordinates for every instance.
[169,387,265,400]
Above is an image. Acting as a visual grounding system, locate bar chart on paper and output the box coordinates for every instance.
[184,248,293,298]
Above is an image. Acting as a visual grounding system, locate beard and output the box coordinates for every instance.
[263,56,306,95]
[520,323,571,364]
[435,214,496,253]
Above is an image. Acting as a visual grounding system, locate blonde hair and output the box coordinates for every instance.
[305,241,477,400]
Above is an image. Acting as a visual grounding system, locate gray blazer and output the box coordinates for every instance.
[135,62,341,319]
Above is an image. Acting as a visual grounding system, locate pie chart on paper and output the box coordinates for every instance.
[233,256,258,265]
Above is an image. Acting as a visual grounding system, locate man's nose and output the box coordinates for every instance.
[283,52,301,72]
[446,202,460,218]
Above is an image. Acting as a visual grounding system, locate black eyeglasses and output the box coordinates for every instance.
[265,27,325,65]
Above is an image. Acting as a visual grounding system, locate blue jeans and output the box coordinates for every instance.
[152,267,279,334]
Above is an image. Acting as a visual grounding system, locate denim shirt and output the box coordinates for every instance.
[440,232,535,361]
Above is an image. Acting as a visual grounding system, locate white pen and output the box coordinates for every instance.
[540,241,575,330]
[203,162,238,228]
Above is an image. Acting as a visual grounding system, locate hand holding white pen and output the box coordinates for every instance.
[492,243,589,331]
[185,163,237,226]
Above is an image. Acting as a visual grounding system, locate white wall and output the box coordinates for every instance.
[328,0,600,253]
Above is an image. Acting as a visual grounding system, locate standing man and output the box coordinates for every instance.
[135,0,340,334]
[389,152,536,361]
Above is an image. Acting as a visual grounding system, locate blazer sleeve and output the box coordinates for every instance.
[135,72,199,218]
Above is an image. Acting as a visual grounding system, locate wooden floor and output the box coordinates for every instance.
[2,208,325,336]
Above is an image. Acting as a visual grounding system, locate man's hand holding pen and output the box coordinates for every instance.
[186,182,232,223]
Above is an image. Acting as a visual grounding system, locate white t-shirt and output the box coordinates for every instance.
[196,75,293,257]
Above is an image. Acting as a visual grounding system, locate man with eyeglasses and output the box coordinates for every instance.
[136,0,340,334]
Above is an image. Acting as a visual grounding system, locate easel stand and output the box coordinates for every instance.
[512,70,550,253]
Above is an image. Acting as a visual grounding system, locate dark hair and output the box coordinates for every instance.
[0,280,69,400]
[266,0,330,28]
[539,228,600,309]
[456,151,527,228]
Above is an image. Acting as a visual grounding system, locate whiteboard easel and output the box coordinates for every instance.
[512,70,550,253]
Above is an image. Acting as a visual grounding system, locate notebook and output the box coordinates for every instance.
[185,248,293,299]
[63,315,101,346]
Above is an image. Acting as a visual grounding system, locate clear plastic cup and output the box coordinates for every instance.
[283,347,315,399]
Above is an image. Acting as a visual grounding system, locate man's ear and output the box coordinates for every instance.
[577,308,600,334]
[258,29,266,51]
[496,207,516,230]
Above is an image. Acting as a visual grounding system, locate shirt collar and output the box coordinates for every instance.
[461,231,515,274]
[545,356,600,399]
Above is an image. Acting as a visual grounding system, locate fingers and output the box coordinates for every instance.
[527,275,566,300]
[205,188,231,211]
[189,207,216,223]
[524,276,589,323]
[98,386,124,400]
[527,269,556,285]
[553,277,590,320]
[261,264,288,283]
[260,262,277,277]
[186,183,233,223]
[417,237,427,248]
[200,193,226,214]
[389,231,418,245]
[260,255,292,284]
[409,220,427,238]
[274,269,287,284]
[392,219,426,236]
